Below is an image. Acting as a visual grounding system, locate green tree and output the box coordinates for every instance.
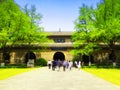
[93,0,120,64]
[22,5,49,47]
[73,0,120,66]
[0,0,23,62]
[18,5,50,62]
[0,0,50,64]
[72,4,98,64]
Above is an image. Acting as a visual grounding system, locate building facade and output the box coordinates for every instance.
[0,31,120,65]
[0,31,73,64]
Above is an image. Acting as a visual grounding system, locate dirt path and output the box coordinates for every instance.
[0,67,120,90]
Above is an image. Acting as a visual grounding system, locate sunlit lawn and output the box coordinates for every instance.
[0,68,34,80]
[83,68,120,86]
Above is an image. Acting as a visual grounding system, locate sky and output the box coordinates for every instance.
[14,0,100,31]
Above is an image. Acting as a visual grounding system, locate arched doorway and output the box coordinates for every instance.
[82,55,89,65]
[82,55,94,65]
[3,52,10,64]
[53,52,65,61]
[25,51,36,64]
[109,51,116,62]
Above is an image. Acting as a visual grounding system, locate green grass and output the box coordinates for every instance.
[83,68,120,86]
[0,68,34,80]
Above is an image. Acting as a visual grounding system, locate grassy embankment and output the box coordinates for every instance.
[84,68,120,86]
[0,68,34,80]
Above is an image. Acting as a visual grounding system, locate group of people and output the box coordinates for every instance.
[47,60,81,71]
[74,60,81,69]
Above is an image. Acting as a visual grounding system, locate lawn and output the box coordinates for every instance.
[83,68,120,86]
[0,68,34,80]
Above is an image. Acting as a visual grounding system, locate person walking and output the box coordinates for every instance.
[68,60,73,70]
[74,61,77,68]
[63,60,67,71]
[77,61,81,70]
[57,59,62,71]
[47,60,52,69]
[66,60,69,69]
[52,60,57,71]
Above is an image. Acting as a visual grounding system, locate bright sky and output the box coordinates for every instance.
[14,0,100,31]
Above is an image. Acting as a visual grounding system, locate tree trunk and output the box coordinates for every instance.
[89,55,91,66]
[110,49,116,67]
[109,40,116,67]
[27,42,31,63]
[1,44,6,63]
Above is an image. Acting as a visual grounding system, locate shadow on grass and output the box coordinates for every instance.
[82,65,120,69]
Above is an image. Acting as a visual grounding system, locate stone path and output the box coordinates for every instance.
[0,67,120,90]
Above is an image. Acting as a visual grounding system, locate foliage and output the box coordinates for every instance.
[72,4,100,56]
[0,64,27,68]
[72,0,120,63]
[92,0,120,62]
[0,0,21,48]
[0,0,50,63]
[72,55,81,62]
[35,58,47,66]
[0,0,25,62]
[12,4,50,46]
[0,0,50,47]
[94,0,120,45]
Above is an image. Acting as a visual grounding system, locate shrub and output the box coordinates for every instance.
[0,64,27,68]
[72,55,81,63]
[35,58,47,66]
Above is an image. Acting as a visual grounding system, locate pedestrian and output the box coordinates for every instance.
[77,61,81,70]
[66,60,69,69]
[63,60,67,71]
[52,60,57,71]
[68,60,73,70]
[74,61,77,68]
[57,59,62,71]
[47,60,52,69]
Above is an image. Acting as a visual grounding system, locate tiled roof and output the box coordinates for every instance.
[48,42,73,47]
[47,31,74,36]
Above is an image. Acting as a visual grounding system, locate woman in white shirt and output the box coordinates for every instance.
[77,61,81,70]
[68,61,73,70]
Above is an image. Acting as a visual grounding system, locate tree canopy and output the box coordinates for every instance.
[72,0,120,62]
[0,0,50,62]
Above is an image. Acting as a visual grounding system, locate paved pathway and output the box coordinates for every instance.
[0,67,120,90]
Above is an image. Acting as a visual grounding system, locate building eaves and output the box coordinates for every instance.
[47,31,74,36]
[48,42,73,47]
